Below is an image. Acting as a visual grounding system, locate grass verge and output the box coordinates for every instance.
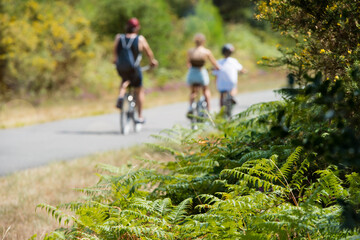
[0,145,173,240]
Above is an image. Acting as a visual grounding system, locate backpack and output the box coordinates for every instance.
[116,34,142,72]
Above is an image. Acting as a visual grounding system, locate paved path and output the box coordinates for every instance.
[0,90,281,176]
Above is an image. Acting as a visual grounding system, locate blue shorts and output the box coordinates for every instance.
[116,67,143,87]
[186,67,209,86]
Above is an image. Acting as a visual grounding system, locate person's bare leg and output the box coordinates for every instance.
[230,87,237,97]
[230,87,238,104]
[116,80,130,108]
[203,86,211,111]
[220,92,225,107]
[135,87,145,120]
[119,80,130,98]
[190,85,198,106]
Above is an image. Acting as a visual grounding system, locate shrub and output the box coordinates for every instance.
[0,0,95,97]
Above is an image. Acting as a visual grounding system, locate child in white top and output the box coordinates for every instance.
[213,44,246,107]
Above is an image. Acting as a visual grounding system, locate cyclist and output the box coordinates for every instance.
[212,43,247,107]
[186,33,220,117]
[113,18,158,124]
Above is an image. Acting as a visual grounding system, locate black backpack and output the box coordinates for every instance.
[116,34,142,72]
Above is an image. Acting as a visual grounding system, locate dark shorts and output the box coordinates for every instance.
[116,67,143,87]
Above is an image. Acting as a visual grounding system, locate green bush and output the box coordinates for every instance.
[184,0,224,47]
[256,0,360,229]
[0,0,95,97]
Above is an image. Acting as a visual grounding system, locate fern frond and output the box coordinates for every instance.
[239,150,273,164]
[152,198,173,217]
[145,142,180,155]
[177,158,219,174]
[290,157,310,191]
[120,209,166,225]
[278,146,303,180]
[314,167,348,205]
[96,163,129,175]
[168,198,192,224]
[150,133,182,145]
[36,203,75,225]
[109,225,173,240]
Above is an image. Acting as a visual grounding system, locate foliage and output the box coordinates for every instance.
[213,0,255,23]
[167,0,196,18]
[0,0,95,97]
[256,0,360,230]
[183,0,224,47]
[38,104,360,239]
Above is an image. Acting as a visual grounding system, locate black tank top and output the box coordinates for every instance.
[116,35,140,60]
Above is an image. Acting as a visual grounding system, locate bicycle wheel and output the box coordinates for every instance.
[197,96,208,119]
[132,101,142,133]
[223,92,233,119]
[120,93,133,135]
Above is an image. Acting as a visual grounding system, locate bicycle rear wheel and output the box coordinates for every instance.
[120,94,133,135]
[197,96,208,119]
[223,92,233,119]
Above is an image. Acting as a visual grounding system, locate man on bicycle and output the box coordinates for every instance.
[212,43,246,107]
[113,18,158,124]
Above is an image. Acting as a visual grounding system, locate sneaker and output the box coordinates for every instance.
[116,97,123,109]
[135,118,146,124]
[230,97,237,105]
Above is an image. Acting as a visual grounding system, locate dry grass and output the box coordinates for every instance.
[0,145,172,240]
[0,70,286,129]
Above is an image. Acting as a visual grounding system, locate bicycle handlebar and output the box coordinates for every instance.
[140,65,151,72]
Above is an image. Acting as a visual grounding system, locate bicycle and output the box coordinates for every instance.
[220,90,235,119]
[187,84,209,130]
[119,65,151,135]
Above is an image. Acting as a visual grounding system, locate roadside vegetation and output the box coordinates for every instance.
[2,0,360,239]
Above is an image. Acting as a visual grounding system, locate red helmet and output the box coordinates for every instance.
[127,18,140,28]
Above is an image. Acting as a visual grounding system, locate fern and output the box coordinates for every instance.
[278,146,303,180]
[168,198,192,224]
[36,204,75,225]
[221,157,285,192]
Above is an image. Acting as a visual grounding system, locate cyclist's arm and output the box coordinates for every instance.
[186,49,192,68]
[207,50,220,70]
[113,34,121,64]
[139,35,158,67]
[240,68,248,74]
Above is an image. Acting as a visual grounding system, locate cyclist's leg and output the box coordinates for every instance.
[119,80,130,97]
[190,84,199,105]
[202,85,211,111]
[230,87,237,104]
[134,86,145,121]
[116,80,130,108]
[220,91,226,107]
[230,87,237,97]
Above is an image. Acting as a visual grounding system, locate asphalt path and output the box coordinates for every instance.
[0,90,282,176]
